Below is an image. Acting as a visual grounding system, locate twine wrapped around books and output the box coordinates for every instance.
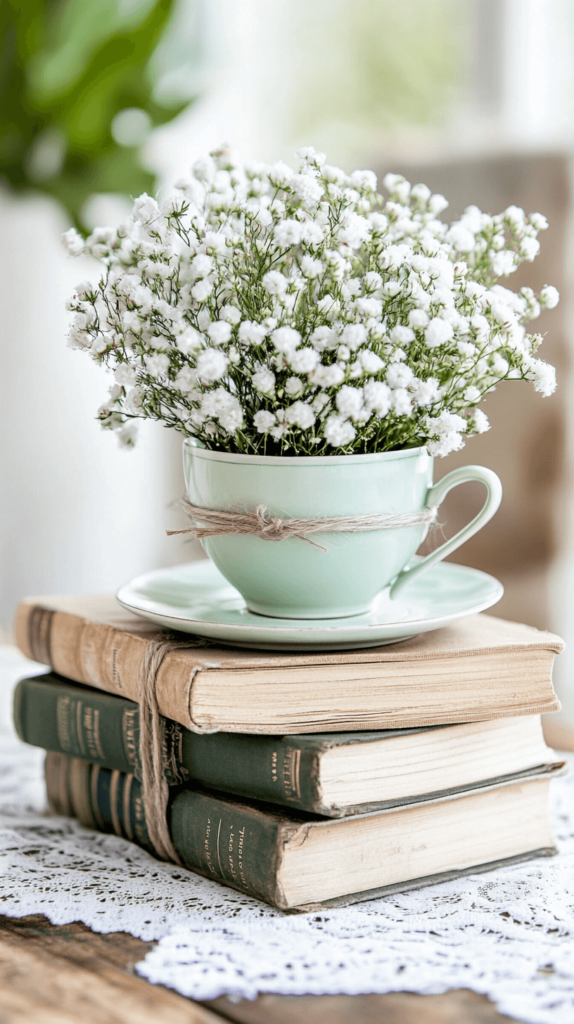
[167,498,437,552]
[137,631,219,862]
[143,500,437,860]
[136,632,216,863]
[137,637,184,863]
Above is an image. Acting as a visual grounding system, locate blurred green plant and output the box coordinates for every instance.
[0,0,197,228]
[288,0,468,162]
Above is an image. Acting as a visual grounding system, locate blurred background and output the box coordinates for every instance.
[2,0,574,732]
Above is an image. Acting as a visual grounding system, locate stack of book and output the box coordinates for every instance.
[13,595,565,911]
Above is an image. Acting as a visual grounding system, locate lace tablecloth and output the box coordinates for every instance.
[1,646,573,1024]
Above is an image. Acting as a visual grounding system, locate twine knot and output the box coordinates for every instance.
[254,504,300,542]
[167,498,437,553]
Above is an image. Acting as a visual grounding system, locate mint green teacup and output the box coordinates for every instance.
[182,441,502,619]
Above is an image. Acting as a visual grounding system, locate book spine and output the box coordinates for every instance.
[45,754,288,907]
[44,751,74,816]
[15,600,563,737]
[180,730,322,810]
[16,675,324,811]
[13,601,198,731]
[15,675,140,776]
[170,788,287,905]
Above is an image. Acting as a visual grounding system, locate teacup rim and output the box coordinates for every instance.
[182,438,429,467]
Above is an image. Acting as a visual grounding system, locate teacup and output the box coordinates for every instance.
[183,441,502,620]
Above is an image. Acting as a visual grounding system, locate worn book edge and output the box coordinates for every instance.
[46,753,566,910]
[314,761,565,816]
[292,847,559,912]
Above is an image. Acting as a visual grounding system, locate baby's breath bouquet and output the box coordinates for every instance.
[64,146,559,457]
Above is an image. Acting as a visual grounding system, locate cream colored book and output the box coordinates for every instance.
[15,595,562,734]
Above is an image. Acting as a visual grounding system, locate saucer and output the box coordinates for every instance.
[116,558,503,651]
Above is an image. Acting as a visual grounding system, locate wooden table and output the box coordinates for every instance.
[0,913,518,1023]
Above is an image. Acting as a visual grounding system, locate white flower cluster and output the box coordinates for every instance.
[63,146,559,455]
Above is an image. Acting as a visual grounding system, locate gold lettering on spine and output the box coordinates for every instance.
[237,826,247,889]
[56,696,72,752]
[227,826,238,882]
[80,706,105,762]
[122,708,139,772]
[76,701,86,755]
[163,722,187,783]
[83,707,105,761]
[282,747,302,801]
[204,818,214,874]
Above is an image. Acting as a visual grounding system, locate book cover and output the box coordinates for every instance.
[46,753,561,911]
[14,596,563,734]
[18,672,559,816]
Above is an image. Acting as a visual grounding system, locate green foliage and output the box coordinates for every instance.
[0,0,195,227]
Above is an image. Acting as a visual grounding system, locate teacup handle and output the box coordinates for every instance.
[390,465,502,599]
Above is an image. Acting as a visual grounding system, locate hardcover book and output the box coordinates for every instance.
[45,752,562,911]
[17,673,558,816]
[15,596,563,734]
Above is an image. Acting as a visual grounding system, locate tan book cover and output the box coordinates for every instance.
[15,595,562,734]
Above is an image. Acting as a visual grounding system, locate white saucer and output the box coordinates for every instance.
[116,558,503,651]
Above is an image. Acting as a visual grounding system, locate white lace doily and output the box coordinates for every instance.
[1,646,573,1024]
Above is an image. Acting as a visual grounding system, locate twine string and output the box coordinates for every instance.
[167,498,437,553]
[145,500,436,856]
[136,634,213,862]
[137,638,184,863]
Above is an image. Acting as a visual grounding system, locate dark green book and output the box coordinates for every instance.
[45,751,561,911]
[15,671,556,815]
[16,673,556,816]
